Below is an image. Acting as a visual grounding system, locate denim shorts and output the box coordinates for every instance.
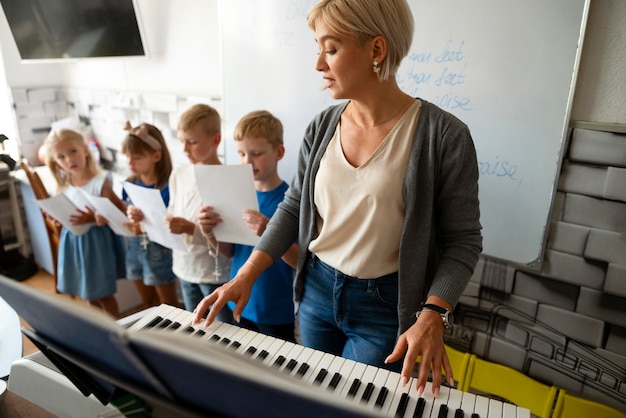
[125,236,176,286]
[298,254,400,372]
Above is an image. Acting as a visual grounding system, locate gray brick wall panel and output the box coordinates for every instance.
[558,162,607,198]
[569,128,626,167]
[584,228,626,265]
[563,193,626,231]
[536,304,606,348]
[604,166,626,202]
[604,263,626,298]
[543,249,606,290]
[547,221,590,256]
[577,287,626,328]
[513,270,578,311]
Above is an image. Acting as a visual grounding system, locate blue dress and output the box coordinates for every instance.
[57,173,126,300]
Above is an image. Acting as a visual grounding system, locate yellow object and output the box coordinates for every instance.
[552,390,626,418]
[463,356,558,418]
[443,344,472,390]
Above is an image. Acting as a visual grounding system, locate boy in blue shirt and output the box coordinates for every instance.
[197,110,297,342]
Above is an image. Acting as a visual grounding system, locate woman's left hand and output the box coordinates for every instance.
[384,310,454,397]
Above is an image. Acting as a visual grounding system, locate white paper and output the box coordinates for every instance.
[193,164,259,246]
[78,191,134,237]
[35,194,94,236]
[123,182,188,251]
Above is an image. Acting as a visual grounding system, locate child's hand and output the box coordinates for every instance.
[69,206,96,225]
[94,212,108,227]
[165,215,195,235]
[123,221,143,235]
[127,205,145,222]
[197,205,223,235]
[242,209,269,237]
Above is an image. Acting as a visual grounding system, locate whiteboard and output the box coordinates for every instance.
[220,0,589,267]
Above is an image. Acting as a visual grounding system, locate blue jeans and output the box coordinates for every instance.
[298,254,401,372]
[179,280,233,324]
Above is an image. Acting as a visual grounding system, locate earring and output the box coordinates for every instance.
[373,60,381,74]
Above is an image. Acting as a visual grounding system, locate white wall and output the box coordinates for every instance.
[1,0,625,158]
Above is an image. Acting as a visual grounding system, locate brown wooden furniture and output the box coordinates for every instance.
[19,160,62,292]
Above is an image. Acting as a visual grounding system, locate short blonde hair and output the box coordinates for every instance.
[233,110,283,148]
[44,128,99,191]
[178,104,221,136]
[307,0,414,81]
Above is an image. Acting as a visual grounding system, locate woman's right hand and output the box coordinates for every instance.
[193,263,257,326]
[127,205,145,222]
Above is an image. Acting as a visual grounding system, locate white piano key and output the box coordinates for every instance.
[363,368,390,410]
[445,387,463,417]
[502,403,518,418]
[296,348,325,382]
[318,356,346,389]
[306,352,335,385]
[516,406,531,418]
[431,385,451,418]
[376,370,402,414]
[488,399,503,418]
[338,361,368,398]
[226,327,254,351]
[460,392,477,417]
[251,334,285,365]
[349,365,379,403]
[285,346,316,378]
[280,344,306,373]
[126,304,177,331]
[473,393,490,417]
[386,373,409,417]
[267,340,296,368]
[329,358,358,395]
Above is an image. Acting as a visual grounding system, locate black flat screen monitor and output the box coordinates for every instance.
[0,0,147,61]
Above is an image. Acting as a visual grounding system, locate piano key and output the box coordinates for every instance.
[445,387,463,418]
[338,361,368,398]
[305,352,335,385]
[128,306,532,418]
[472,392,489,418]
[487,399,503,418]
[502,403,519,418]
[431,385,451,418]
[459,392,476,418]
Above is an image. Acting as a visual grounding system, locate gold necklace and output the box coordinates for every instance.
[350,96,412,128]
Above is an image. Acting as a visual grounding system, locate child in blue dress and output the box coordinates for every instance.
[121,122,179,308]
[44,128,126,317]
[196,110,297,341]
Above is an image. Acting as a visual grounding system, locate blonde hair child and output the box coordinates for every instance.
[121,122,179,309]
[44,128,126,317]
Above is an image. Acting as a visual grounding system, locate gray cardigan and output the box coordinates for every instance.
[256,99,482,334]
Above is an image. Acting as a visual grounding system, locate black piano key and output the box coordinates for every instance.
[258,350,269,360]
[395,393,410,417]
[157,319,172,328]
[143,316,163,329]
[220,338,231,345]
[210,334,220,341]
[470,414,479,418]
[374,386,388,408]
[347,379,361,398]
[361,382,375,402]
[285,359,298,372]
[296,363,310,377]
[328,372,342,391]
[195,329,206,336]
[169,322,181,330]
[231,341,241,349]
[454,408,464,418]
[245,347,257,356]
[438,404,449,418]
[273,355,286,367]
[314,368,328,385]
[412,397,425,418]
[183,326,194,333]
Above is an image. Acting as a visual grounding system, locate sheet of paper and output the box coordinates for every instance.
[35,194,94,236]
[193,164,259,246]
[78,191,134,238]
[123,182,188,251]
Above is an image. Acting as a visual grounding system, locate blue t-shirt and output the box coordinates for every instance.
[228,181,295,325]
[122,179,170,207]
